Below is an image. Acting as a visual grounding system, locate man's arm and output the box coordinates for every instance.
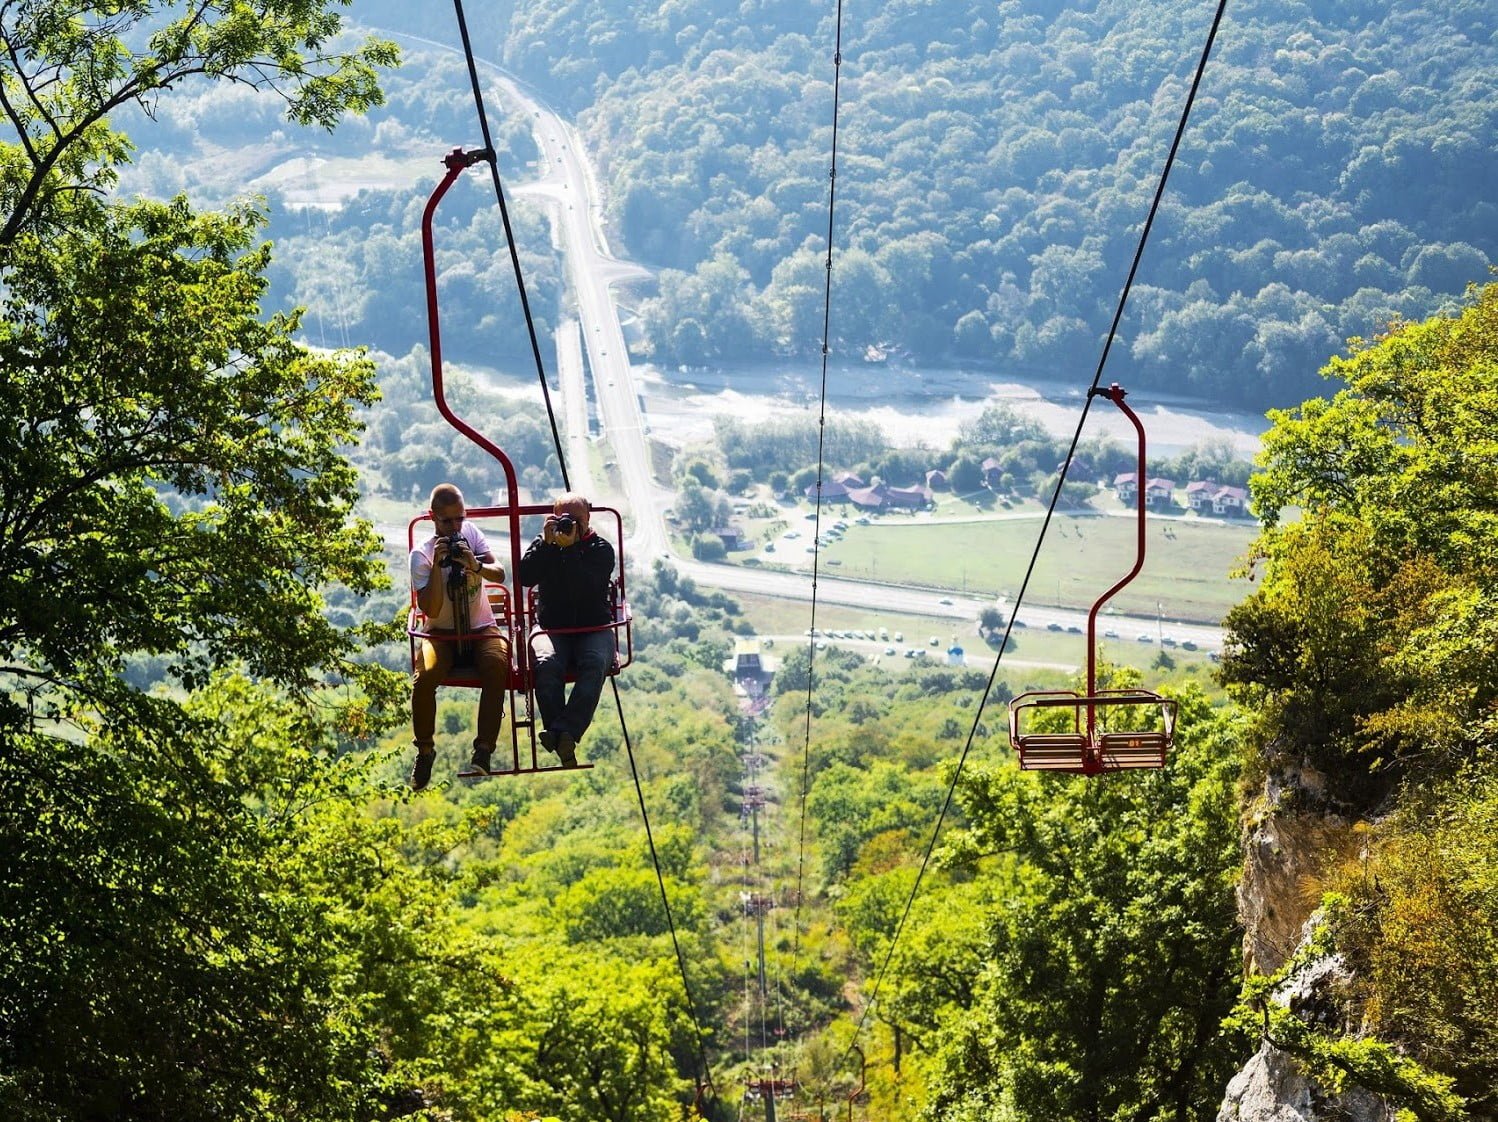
[415,564,447,618]
[517,535,554,587]
[586,538,615,582]
[474,550,505,584]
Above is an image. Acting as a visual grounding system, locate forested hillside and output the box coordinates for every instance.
[354,0,1496,411]
[118,0,1495,415]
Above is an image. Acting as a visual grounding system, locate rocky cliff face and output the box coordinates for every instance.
[1236,763,1362,976]
[1216,769,1395,1122]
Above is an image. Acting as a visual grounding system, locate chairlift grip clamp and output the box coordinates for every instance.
[444,146,495,171]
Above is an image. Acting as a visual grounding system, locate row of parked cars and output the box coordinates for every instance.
[1038,620,1199,649]
[804,626,904,643]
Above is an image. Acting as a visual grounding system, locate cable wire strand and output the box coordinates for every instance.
[611,678,718,1102]
[793,0,847,979]
[451,0,570,488]
[842,0,1231,1055]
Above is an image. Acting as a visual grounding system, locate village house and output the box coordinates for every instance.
[1185,480,1250,516]
[714,525,747,551]
[1210,484,1249,515]
[1185,480,1217,511]
[1145,477,1176,508]
[982,457,1004,490]
[846,480,932,510]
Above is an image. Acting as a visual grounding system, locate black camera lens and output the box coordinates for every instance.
[556,515,576,534]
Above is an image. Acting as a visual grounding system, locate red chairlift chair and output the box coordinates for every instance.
[406,148,632,777]
[1008,383,1178,775]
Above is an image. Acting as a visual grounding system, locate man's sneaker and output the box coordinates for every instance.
[458,743,493,779]
[410,749,435,791]
[557,733,578,768]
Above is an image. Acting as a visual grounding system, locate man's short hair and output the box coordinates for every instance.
[429,483,464,511]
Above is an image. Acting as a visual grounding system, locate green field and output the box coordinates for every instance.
[743,505,1255,625]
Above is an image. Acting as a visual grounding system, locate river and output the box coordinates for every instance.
[592,359,1264,458]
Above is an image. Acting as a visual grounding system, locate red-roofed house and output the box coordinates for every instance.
[845,481,932,511]
[1185,480,1219,512]
[1145,478,1176,508]
[804,479,850,501]
[1211,485,1249,515]
[885,484,932,509]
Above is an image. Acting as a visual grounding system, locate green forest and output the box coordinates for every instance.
[108,0,1496,415]
[234,0,1495,413]
[2,3,1496,1122]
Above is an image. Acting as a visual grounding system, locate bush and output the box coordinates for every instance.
[691,534,726,561]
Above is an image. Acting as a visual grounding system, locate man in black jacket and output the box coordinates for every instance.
[517,492,616,766]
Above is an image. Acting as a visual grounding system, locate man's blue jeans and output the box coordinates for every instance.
[531,627,615,742]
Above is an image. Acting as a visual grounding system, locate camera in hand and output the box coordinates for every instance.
[555,515,577,536]
[439,531,467,570]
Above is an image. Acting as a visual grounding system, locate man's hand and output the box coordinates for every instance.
[439,535,480,573]
[452,537,481,573]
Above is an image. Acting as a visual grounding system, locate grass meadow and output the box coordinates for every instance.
[736,494,1257,626]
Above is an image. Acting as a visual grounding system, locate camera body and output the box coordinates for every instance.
[552,513,579,547]
[439,531,468,570]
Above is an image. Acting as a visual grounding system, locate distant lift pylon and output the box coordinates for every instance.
[1008,383,1177,774]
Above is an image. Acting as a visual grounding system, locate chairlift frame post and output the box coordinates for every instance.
[845,1043,865,1122]
[1084,382,1147,739]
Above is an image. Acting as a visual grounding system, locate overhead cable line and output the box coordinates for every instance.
[450,0,570,488]
[448,2,715,1102]
[844,0,1232,1054]
[611,678,718,1101]
[792,0,848,978]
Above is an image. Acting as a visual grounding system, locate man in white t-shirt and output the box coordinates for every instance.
[409,483,511,789]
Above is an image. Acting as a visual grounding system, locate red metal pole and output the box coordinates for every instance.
[421,147,530,689]
[1085,383,1149,741]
